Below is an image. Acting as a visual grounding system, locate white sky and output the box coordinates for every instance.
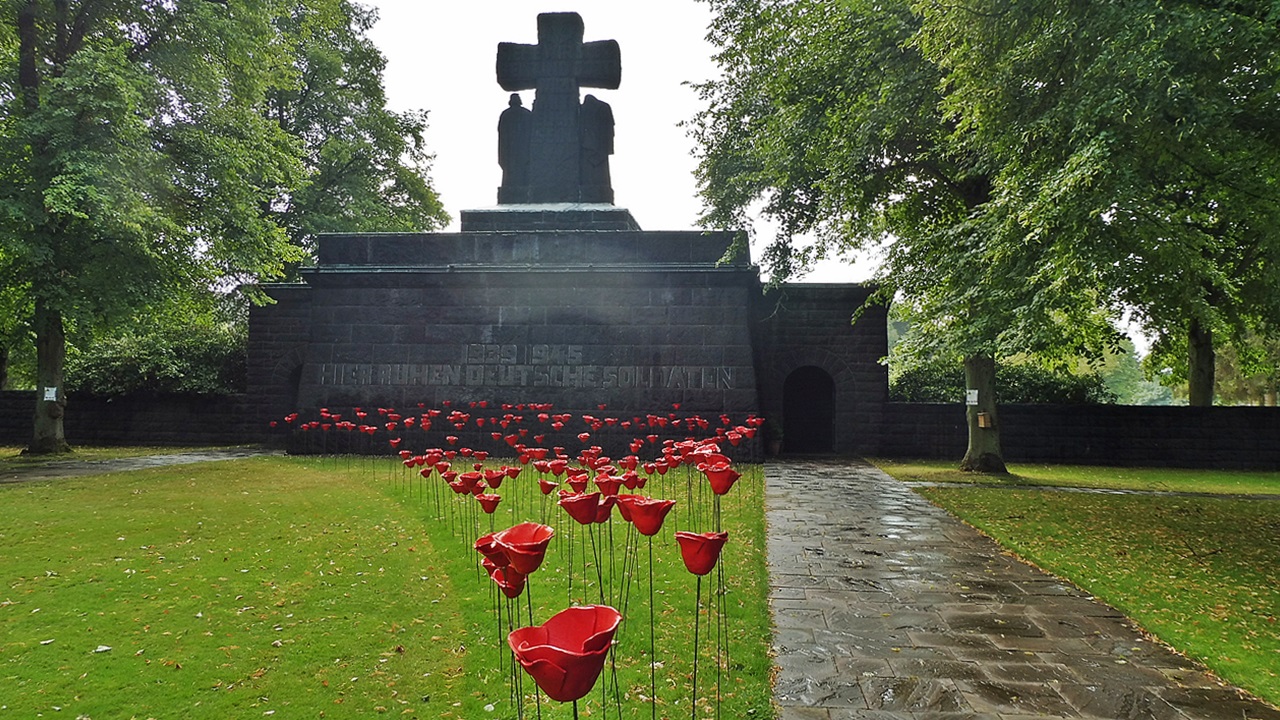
[364,0,870,283]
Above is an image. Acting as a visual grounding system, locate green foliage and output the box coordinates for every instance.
[692,0,1280,405]
[691,0,1120,365]
[1,1,448,447]
[913,0,1280,397]
[1214,336,1280,406]
[64,323,246,396]
[266,0,449,264]
[890,359,1114,404]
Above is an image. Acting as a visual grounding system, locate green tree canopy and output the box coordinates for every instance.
[691,0,1280,466]
[914,0,1280,407]
[690,0,1118,470]
[0,0,447,452]
[267,0,447,262]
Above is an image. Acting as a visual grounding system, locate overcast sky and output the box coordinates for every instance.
[364,1,869,283]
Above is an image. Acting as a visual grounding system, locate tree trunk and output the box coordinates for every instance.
[959,354,1006,474]
[1187,319,1215,407]
[29,301,71,454]
[0,344,9,390]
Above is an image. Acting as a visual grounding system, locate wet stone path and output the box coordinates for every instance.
[765,459,1280,720]
[0,447,278,483]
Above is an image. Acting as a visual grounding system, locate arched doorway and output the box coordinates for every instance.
[783,366,836,453]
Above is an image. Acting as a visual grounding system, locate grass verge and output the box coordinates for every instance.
[874,461,1280,707]
[0,455,774,718]
[873,457,1280,496]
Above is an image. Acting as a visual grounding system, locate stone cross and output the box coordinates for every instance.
[496,12,620,204]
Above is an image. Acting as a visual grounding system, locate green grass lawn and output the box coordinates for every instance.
[874,457,1280,495]
[873,460,1280,707]
[0,455,773,719]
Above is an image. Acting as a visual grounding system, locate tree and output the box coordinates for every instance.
[266,0,447,261]
[1,1,449,453]
[913,0,1280,407]
[690,0,1117,471]
[1,0,306,453]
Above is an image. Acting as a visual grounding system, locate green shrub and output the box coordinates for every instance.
[65,324,246,396]
[890,359,1115,404]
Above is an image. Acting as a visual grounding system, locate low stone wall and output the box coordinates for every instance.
[0,391,256,447]
[880,403,1280,470]
[3,390,1277,469]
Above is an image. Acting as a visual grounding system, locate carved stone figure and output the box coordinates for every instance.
[579,94,614,203]
[498,93,532,202]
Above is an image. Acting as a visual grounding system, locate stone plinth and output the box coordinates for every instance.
[460,205,641,232]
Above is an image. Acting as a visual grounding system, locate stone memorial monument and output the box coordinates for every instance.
[246,12,888,455]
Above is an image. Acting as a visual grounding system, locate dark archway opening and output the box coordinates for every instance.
[783,366,836,453]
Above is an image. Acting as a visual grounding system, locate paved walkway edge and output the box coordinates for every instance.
[765,458,1280,720]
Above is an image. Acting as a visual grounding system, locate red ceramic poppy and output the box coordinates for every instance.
[459,470,484,494]
[493,522,555,575]
[593,495,616,524]
[477,493,503,514]
[558,491,600,526]
[566,474,591,494]
[703,462,742,496]
[538,478,560,495]
[675,531,729,576]
[474,532,509,567]
[508,605,623,703]
[483,468,507,488]
[613,494,640,523]
[627,496,677,537]
[490,565,526,599]
[593,475,623,496]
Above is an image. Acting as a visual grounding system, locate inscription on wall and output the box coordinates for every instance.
[316,344,734,390]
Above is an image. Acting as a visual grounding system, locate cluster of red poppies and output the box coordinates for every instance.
[271,401,762,461]
[278,400,760,714]
[474,435,749,712]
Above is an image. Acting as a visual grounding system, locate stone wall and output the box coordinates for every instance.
[248,229,764,446]
[880,403,1280,470]
[753,284,888,456]
[2,389,1277,469]
[246,285,313,433]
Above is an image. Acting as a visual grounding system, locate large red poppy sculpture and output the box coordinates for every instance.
[675,531,729,576]
[621,496,677,537]
[675,529,731,720]
[508,605,622,703]
[491,522,555,576]
[702,462,742,496]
